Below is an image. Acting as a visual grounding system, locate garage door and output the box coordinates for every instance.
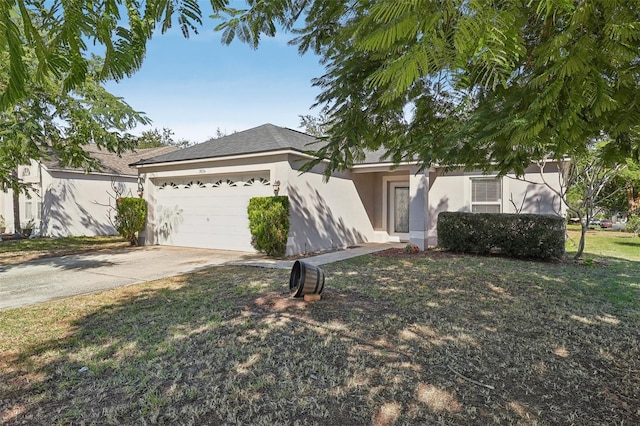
[152,174,273,251]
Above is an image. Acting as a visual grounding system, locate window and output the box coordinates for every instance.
[24,201,33,220]
[471,178,501,213]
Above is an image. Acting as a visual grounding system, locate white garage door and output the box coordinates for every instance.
[152,174,273,251]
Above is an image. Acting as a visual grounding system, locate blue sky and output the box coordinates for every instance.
[104,14,324,143]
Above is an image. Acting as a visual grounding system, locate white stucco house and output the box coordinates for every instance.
[0,145,176,237]
[132,124,566,255]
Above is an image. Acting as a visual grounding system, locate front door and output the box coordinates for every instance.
[389,182,409,241]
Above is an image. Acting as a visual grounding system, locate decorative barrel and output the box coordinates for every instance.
[289,260,325,298]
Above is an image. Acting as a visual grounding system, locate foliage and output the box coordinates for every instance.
[136,127,193,149]
[298,113,331,137]
[0,22,149,192]
[437,212,565,260]
[21,218,35,230]
[115,197,147,246]
[534,145,626,259]
[1,0,227,110]
[627,216,640,237]
[598,159,640,216]
[0,214,5,227]
[247,196,289,257]
[8,1,639,181]
[215,1,640,177]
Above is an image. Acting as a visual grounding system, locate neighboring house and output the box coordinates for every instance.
[132,123,566,255]
[0,145,177,237]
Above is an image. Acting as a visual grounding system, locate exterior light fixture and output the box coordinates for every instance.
[273,180,281,196]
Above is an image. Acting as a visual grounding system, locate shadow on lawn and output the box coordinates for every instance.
[614,240,640,248]
[1,257,639,425]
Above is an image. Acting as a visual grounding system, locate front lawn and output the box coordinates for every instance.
[0,236,129,264]
[1,236,638,424]
[566,228,639,261]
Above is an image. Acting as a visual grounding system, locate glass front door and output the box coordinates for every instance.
[389,182,410,240]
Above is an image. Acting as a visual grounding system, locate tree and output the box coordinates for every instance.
[215,1,640,176]
[298,114,330,137]
[1,0,226,110]
[598,159,640,217]
[136,127,193,149]
[1,10,150,193]
[7,1,639,183]
[535,144,625,259]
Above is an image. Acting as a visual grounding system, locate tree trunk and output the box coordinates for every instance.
[574,223,587,260]
[12,169,21,234]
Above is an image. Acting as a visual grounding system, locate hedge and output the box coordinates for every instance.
[247,196,290,257]
[437,212,565,260]
[115,197,147,246]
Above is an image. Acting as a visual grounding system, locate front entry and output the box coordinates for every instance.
[389,182,410,241]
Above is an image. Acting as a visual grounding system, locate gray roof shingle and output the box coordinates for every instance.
[44,145,179,176]
[133,124,325,166]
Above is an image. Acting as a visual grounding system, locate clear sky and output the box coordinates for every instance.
[104,13,324,143]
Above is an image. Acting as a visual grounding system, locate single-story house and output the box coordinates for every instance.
[132,123,566,255]
[0,145,176,236]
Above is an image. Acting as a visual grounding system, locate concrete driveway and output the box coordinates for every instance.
[0,246,258,311]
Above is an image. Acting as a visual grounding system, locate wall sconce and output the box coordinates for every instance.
[273,180,281,196]
[137,177,144,198]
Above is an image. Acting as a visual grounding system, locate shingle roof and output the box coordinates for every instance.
[133,123,325,166]
[44,145,178,176]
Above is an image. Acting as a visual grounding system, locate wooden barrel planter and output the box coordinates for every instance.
[289,260,325,298]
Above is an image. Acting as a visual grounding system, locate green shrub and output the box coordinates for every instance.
[626,216,640,236]
[247,196,290,257]
[437,212,565,260]
[115,197,147,245]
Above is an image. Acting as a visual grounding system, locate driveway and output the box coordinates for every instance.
[0,246,258,311]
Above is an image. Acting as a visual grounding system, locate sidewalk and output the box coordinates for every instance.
[232,242,402,270]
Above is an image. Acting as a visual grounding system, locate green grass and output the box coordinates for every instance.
[0,236,129,264]
[0,235,127,253]
[0,232,639,424]
[566,228,640,260]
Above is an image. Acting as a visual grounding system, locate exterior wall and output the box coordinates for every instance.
[425,164,566,246]
[284,158,377,255]
[41,171,138,237]
[139,153,377,255]
[0,161,136,236]
[0,161,43,233]
[137,153,566,254]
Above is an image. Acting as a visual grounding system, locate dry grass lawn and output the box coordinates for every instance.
[1,232,639,425]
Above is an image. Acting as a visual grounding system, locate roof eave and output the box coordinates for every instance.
[131,148,326,169]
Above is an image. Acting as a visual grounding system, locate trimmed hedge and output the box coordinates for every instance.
[437,212,565,260]
[248,196,290,257]
[115,197,147,246]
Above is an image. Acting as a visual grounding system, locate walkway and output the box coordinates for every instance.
[233,242,402,270]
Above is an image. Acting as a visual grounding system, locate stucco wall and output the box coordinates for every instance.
[425,165,565,245]
[0,161,137,237]
[41,171,138,237]
[136,153,566,254]
[285,159,376,255]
